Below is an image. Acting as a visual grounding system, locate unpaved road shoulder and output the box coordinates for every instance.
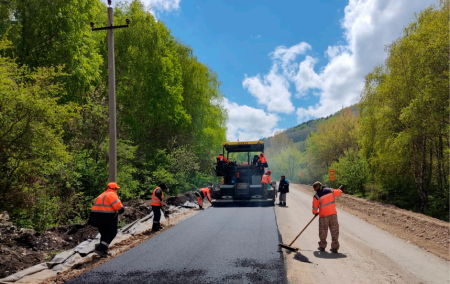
[276,184,449,284]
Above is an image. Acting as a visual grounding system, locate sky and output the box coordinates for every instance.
[108,0,436,141]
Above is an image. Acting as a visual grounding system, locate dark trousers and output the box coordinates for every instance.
[152,206,162,230]
[97,223,118,252]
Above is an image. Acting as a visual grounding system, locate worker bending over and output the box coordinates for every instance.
[195,186,212,209]
[261,170,272,198]
[88,182,124,257]
[312,181,343,253]
[151,183,169,231]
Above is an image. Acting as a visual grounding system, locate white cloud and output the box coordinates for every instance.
[222,98,280,141]
[242,65,295,114]
[294,0,435,123]
[242,0,434,123]
[145,0,180,14]
[104,0,181,17]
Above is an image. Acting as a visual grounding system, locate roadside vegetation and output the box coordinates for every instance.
[265,1,449,221]
[0,0,226,231]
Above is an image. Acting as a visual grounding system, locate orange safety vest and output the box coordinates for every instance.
[259,154,267,164]
[151,187,164,207]
[261,174,271,184]
[200,187,212,202]
[91,189,123,214]
[312,188,342,217]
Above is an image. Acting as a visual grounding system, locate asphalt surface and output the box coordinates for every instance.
[67,206,286,284]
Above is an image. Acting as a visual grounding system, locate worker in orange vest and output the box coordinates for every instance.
[151,183,170,231]
[261,170,272,198]
[88,182,124,257]
[195,186,212,209]
[218,154,229,163]
[259,153,268,167]
[312,181,343,253]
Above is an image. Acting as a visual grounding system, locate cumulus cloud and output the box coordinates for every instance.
[222,98,279,141]
[242,65,295,114]
[106,0,181,16]
[243,0,435,123]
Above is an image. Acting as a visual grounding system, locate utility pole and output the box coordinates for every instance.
[90,0,130,182]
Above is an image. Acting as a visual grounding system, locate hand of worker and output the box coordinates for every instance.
[314,213,319,216]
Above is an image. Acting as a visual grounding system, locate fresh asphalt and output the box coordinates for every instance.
[67,206,287,284]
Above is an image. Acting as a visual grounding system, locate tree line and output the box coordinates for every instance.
[0,0,227,231]
[265,1,449,221]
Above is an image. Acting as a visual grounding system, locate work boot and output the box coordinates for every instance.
[198,205,203,210]
[94,244,108,258]
[318,247,325,252]
[330,248,338,253]
[152,222,161,231]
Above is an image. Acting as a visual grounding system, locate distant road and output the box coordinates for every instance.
[67,206,286,284]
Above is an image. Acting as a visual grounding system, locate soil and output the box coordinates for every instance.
[0,191,199,279]
[296,184,450,260]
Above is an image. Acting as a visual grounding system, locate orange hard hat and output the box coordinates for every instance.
[107,182,120,189]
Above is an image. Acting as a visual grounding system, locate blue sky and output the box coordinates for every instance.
[112,0,436,141]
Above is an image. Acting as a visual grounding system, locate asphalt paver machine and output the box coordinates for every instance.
[212,141,275,206]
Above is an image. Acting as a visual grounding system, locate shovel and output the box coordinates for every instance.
[279,214,318,252]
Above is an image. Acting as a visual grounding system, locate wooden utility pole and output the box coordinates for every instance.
[90,0,130,182]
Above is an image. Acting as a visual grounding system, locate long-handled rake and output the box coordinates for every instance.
[279,214,318,252]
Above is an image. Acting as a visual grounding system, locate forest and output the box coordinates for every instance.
[0,0,227,231]
[265,1,449,221]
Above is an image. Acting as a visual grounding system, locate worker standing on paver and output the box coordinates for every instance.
[278,175,289,206]
[312,181,343,253]
[195,186,213,209]
[261,170,272,198]
[151,183,169,231]
[218,153,229,163]
[88,182,124,257]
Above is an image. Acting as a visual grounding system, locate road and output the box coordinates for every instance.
[67,206,286,284]
[277,184,449,284]
[66,184,449,284]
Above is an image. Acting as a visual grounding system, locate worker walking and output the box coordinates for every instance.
[312,181,343,253]
[261,170,272,198]
[88,182,124,257]
[195,186,212,209]
[278,175,289,206]
[151,183,169,232]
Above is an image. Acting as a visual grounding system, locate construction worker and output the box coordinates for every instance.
[278,175,289,206]
[151,183,169,232]
[261,170,272,198]
[218,154,229,163]
[312,181,343,253]
[259,153,268,167]
[88,182,124,257]
[195,186,212,209]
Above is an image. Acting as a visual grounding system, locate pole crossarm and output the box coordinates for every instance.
[91,24,129,31]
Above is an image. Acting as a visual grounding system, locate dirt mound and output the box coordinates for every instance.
[0,211,100,279]
[164,191,197,207]
[297,184,450,260]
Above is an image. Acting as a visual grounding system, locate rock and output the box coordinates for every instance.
[0,211,9,222]
[20,228,36,235]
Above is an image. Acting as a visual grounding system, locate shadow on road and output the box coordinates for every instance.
[313,251,347,259]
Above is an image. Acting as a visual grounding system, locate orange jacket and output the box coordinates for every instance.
[200,187,212,202]
[151,187,164,207]
[91,189,123,213]
[259,153,267,164]
[218,155,229,163]
[261,174,271,184]
[312,188,342,217]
